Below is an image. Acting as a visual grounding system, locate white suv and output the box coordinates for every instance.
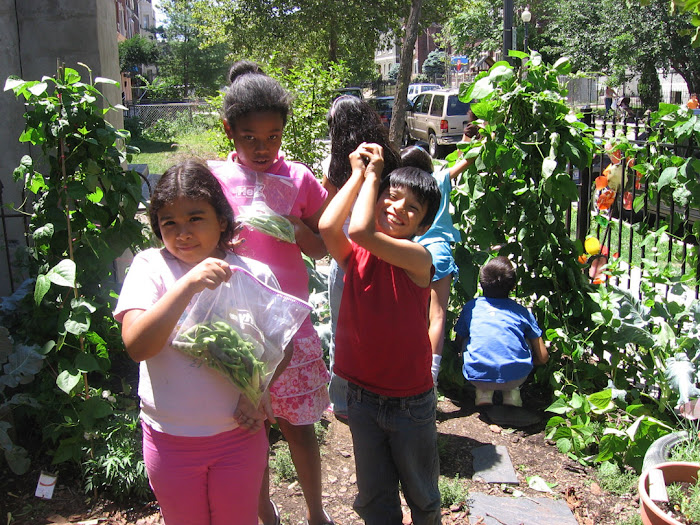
[404,89,471,158]
[407,83,441,102]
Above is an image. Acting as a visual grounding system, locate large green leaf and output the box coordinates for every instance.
[46,259,76,288]
[0,345,44,389]
[56,369,82,394]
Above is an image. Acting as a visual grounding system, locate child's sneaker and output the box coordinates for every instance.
[475,388,493,406]
[502,388,522,407]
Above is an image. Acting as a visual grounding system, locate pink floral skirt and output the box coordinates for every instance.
[269,332,330,425]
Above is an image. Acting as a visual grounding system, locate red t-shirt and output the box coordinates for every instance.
[334,243,433,397]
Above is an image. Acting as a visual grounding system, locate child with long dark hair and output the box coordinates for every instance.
[322,95,401,418]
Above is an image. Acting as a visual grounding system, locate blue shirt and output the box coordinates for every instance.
[415,168,460,246]
[455,297,542,383]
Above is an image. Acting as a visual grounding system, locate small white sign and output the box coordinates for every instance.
[35,471,57,499]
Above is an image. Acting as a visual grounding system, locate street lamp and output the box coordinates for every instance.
[521,6,531,52]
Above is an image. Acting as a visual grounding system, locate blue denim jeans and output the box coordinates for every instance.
[328,260,348,415]
[347,383,441,525]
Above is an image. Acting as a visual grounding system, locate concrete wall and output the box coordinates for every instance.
[0,0,120,297]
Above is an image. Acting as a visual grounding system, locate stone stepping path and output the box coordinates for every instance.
[467,492,578,524]
[472,444,519,484]
[469,442,578,524]
[485,405,542,427]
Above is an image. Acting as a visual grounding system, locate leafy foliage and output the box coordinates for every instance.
[596,461,637,496]
[445,0,533,63]
[444,51,700,472]
[268,58,349,171]
[185,0,454,85]
[82,394,150,500]
[540,0,700,95]
[422,50,447,81]
[451,52,592,319]
[2,65,149,490]
[118,35,159,74]
[155,0,230,99]
[438,474,468,507]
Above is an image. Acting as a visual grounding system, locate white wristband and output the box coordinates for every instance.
[431,354,442,385]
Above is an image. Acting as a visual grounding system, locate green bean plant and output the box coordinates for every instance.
[440,51,598,397]
[440,51,700,472]
[1,64,149,498]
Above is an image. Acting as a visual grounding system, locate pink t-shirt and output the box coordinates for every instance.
[114,248,278,437]
[209,153,327,338]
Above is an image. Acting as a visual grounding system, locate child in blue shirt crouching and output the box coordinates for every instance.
[455,257,549,407]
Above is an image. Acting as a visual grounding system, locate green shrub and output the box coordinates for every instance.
[670,421,700,463]
[3,65,149,495]
[314,420,329,444]
[82,405,150,501]
[270,442,297,483]
[438,474,468,508]
[123,116,143,140]
[615,514,642,525]
[667,479,700,523]
[596,461,637,496]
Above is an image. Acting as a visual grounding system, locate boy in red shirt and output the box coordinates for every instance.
[319,142,441,525]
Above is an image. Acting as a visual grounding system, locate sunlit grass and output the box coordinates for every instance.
[130,129,224,175]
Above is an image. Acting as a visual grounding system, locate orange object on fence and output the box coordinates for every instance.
[597,188,616,210]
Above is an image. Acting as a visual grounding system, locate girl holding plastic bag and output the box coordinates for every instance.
[209,60,333,525]
[114,160,309,525]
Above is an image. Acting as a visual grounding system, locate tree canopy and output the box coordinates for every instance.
[156,0,231,98]
[118,35,159,73]
[181,0,454,84]
[446,0,700,97]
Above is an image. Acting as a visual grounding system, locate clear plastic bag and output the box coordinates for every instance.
[172,267,311,405]
[237,201,296,243]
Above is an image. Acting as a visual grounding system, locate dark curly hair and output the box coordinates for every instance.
[479,256,516,298]
[149,159,235,247]
[327,95,400,189]
[223,60,293,129]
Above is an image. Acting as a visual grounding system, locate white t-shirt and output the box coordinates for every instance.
[114,248,277,437]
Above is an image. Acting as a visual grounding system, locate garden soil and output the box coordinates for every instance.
[1,392,640,525]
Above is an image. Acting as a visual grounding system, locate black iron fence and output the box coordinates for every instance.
[574,112,699,298]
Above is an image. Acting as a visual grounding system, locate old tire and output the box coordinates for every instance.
[642,431,689,472]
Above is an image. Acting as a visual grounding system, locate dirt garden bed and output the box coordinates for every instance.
[1,390,642,525]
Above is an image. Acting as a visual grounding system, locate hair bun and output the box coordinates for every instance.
[228,60,265,84]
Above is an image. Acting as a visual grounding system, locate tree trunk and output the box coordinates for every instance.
[389,0,422,150]
[328,14,338,63]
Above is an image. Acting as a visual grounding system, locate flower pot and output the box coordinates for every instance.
[638,461,700,525]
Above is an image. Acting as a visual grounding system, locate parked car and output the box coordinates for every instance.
[367,96,394,128]
[407,83,440,102]
[403,88,471,158]
[334,87,363,100]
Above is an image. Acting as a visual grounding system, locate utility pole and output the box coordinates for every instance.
[503,0,513,65]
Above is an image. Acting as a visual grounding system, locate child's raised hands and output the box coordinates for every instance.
[349,142,384,179]
[185,257,233,293]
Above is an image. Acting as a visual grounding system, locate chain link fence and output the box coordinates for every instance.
[125,102,210,128]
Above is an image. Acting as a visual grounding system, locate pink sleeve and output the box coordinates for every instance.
[296,167,328,219]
